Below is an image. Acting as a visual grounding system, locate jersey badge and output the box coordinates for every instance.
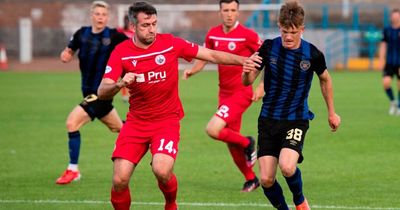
[300,60,311,71]
[102,38,111,46]
[228,42,236,51]
[155,55,166,65]
[105,65,112,74]
[270,57,277,65]
[214,41,219,47]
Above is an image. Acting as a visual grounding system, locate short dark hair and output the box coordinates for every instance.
[219,0,239,8]
[128,1,157,25]
[278,0,305,28]
[392,8,400,14]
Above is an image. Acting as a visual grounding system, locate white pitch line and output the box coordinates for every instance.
[0,200,399,210]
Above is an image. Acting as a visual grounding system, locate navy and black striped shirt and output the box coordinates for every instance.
[68,26,127,97]
[256,37,326,120]
[382,27,400,66]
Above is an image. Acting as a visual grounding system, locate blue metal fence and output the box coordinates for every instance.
[246,2,390,70]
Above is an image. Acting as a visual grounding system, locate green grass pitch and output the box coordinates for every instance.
[0,71,399,210]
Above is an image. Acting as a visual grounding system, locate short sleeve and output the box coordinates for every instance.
[247,30,262,52]
[382,28,388,43]
[256,39,270,71]
[103,49,123,82]
[67,28,82,51]
[312,50,327,75]
[173,37,199,62]
[204,30,213,49]
[111,30,129,46]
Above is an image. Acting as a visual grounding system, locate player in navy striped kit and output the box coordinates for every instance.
[242,1,341,209]
[379,8,400,115]
[56,1,128,185]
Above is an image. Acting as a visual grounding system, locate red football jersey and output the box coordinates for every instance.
[205,22,261,95]
[104,33,199,121]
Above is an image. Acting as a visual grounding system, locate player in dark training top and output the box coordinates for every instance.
[242,1,341,209]
[55,1,128,185]
[379,8,400,115]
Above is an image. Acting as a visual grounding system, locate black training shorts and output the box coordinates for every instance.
[79,94,114,121]
[257,117,309,163]
[383,64,400,78]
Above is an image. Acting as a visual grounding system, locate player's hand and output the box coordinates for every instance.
[252,83,264,102]
[182,69,194,80]
[243,52,262,73]
[328,113,341,132]
[60,48,74,63]
[120,72,136,87]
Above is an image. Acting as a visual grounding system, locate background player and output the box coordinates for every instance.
[97,2,248,210]
[378,8,400,115]
[117,14,134,102]
[242,1,341,209]
[55,0,127,185]
[182,0,262,192]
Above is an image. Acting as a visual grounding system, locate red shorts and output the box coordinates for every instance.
[112,118,180,164]
[215,89,253,131]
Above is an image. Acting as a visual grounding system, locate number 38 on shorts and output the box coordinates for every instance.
[285,128,306,147]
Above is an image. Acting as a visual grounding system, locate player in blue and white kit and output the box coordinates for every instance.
[242,1,341,209]
[55,0,128,185]
[379,8,400,115]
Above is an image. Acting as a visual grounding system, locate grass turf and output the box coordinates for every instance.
[0,71,399,210]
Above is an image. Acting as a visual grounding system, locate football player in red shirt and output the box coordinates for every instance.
[183,0,263,192]
[97,2,248,210]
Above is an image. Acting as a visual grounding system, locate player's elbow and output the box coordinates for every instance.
[242,80,252,86]
[242,76,253,86]
[97,87,108,100]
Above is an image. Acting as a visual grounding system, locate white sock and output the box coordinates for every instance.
[67,164,79,172]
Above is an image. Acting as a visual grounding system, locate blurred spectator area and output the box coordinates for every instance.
[0,0,397,70]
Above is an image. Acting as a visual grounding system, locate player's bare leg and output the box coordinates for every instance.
[100,108,123,132]
[152,154,178,210]
[383,76,397,115]
[259,156,290,209]
[279,149,309,210]
[111,158,135,210]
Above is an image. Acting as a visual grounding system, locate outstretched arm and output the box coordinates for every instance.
[242,52,262,86]
[252,71,265,102]
[195,46,245,66]
[182,59,208,80]
[318,70,341,132]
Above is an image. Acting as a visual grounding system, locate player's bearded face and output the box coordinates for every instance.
[279,25,304,50]
[135,13,157,45]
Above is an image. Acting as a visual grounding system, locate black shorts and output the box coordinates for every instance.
[79,94,114,121]
[383,64,400,78]
[257,117,309,163]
